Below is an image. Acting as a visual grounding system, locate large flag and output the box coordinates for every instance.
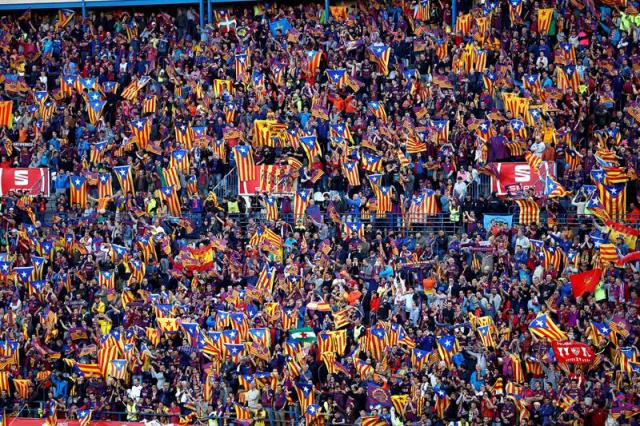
[60,75,76,96]
[114,165,135,194]
[256,265,276,293]
[590,321,617,346]
[232,145,256,181]
[305,404,324,425]
[367,101,387,122]
[515,199,540,225]
[367,44,391,75]
[87,99,106,125]
[342,161,361,186]
[506,120,526,143]
[77,409,92,426]
[108,359,128,380]
[13,378,31,399]
[294,381,315,412]
[432,120,450,141]
[294,189,312,222]
[0,101,13,127]
[264,196,279,221]
[69,176,88,208]
[137,93,155,114]
[326,69,348,88]
[330,5,348,20]
[366,327,387,361]
[130,117,151,149]
[477,325,495,348]
[437,335,458,367]
[160,186,181,216]
[175,123,195,148]
[300,135,321,163]
[411,348,430,370]
[569,268,602,298]
[455,13,472,35]
[305,51,322,76]
[98,173,113,198]
[434,388,450,418]
[545,175,569,198]
[56,8,75,29]
[361,152,383,173]
[89,142,107,164]
[557,65,580,92]
[528,314,567,341]
[234,53,249,81]
[483,71,496,95]
[414,0,430,20]
[523,74,541,94]
[537,8,554,34]
[170,149,190,173]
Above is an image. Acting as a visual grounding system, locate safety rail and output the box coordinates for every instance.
[212,167,239,200]
[36,204,640,240]
[16,407,355,426]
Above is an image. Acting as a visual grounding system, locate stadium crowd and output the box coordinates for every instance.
[0,0,639,425]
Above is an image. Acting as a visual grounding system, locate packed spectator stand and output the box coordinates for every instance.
[0,0,639,425]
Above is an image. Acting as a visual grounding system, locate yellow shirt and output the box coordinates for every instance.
[98,318,112,335]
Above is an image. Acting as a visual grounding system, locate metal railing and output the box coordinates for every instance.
[16,406,359,426]
[212,168,239,200]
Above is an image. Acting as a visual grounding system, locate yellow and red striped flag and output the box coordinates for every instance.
[142,96,157,114]
[294,189,312,222]
[159,186,181,216]
[0,101,13,127]
[232,145,256,181]
[69,176,88,208]
[537,8,554,34]
[515,199,540,225]
[130,117,151,149]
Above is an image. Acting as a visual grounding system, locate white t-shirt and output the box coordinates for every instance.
[246,389,261,409]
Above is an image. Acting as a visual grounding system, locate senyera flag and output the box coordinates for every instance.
[551,341,596,364]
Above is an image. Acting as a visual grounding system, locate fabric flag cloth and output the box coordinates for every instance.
[114,165,135,195]
[160,186,181,216]
[436,335,458,367]
[130,118,151,149]
[300,135,321,163]
[545,175,569,198]
[569,268,602,298]
[598,243,619,264]
[69,176,88,208]
[289,327,317,343]
[232,145,256,181]
[515,199,540,224]
[537,8,554,34]
[0,101,13,127]
[528,314,567,342]
[367,44,391,75]
[305,51,322,76]
[551,341,596,364]
[294,189,312,222]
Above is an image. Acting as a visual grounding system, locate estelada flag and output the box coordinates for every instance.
[569,268,602,298]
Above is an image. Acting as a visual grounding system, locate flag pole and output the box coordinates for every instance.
[325,0,330,23]
[452,0,457,31]
[207,0,213,24]
[199,0,205,38]
[82,0,86,18]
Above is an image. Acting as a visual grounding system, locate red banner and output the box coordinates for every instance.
[8,418,144,426]
[552,341,595,364]
[490,162,555,197]
[238,165,297,196]
[0,168,50,196]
